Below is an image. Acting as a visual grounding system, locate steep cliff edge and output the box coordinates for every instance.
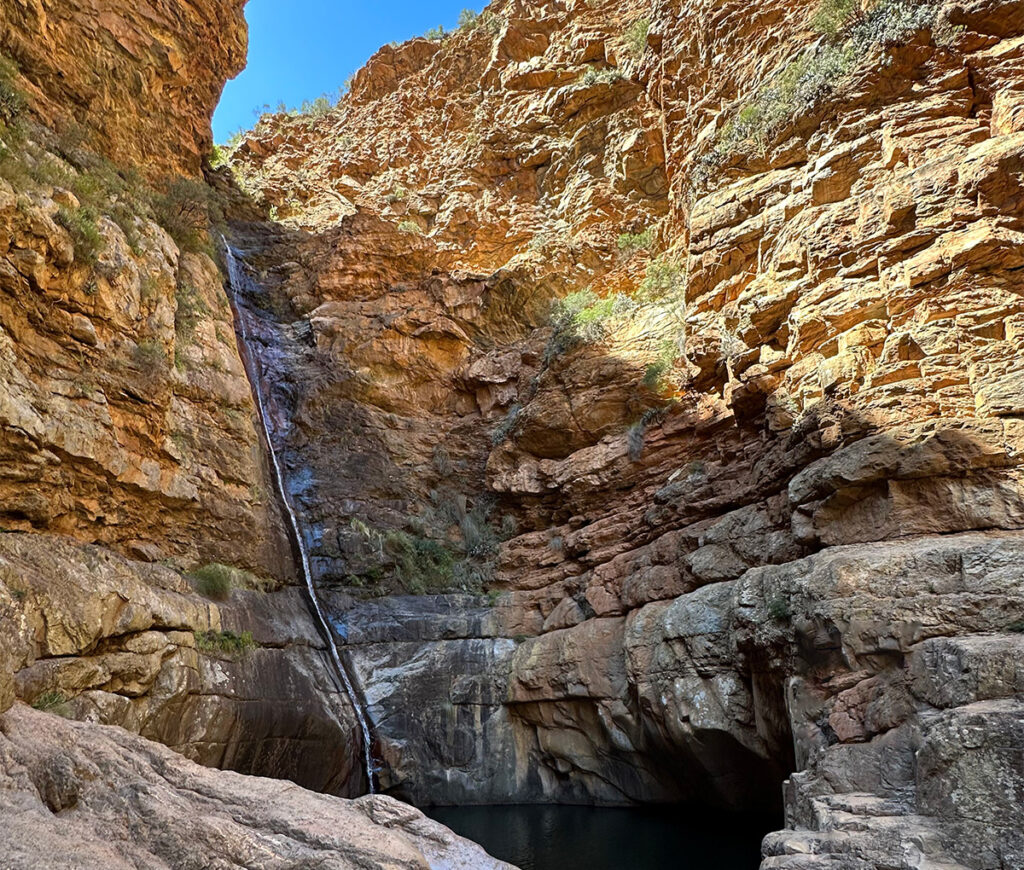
[226,0,1024,866]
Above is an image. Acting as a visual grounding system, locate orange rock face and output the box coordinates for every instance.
[0,0,248,177]
[229,0,1024,864]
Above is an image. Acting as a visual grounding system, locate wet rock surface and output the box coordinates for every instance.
[0,531,364,794]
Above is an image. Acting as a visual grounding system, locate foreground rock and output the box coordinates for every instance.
[0,704,514,870]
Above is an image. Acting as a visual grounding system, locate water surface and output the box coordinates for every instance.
[426,804,772,870]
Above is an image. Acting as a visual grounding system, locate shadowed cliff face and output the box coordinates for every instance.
[227,0,1024,864]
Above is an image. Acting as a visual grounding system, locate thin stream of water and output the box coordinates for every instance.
[224,243,377,793]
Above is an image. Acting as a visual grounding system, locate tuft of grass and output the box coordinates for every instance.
[32,691,69,713]
[194,629,256,656]
[56,205,103,265]
[188,562,272,600]
[132,339,167,376]
[191,563,233,600]
[397,219,421,234]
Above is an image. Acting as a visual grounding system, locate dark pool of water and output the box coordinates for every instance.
[425,804,773,870]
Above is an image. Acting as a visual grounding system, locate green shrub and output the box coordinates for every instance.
[194,629,256,656]
[397,219,421,234]
[544,289,636,364]
[1007,620,1024,633]
[384,529,456,594]
[618,227,654,253]
[56,205,103,265]
[643,359,670,392]
[458,10,503,37]
[31,690,69,713]
[424,25,447,40]
[580,67,625,86]
[768,594,792,621]
[623,17,650,57]
[299,94,333,117]
[0,55,26,124]
[812,0,858,34]
[643,340,678,392]
[639,257,685,301]
[697,0,939,184]
[209,144,228,168]
[152,176,223,255]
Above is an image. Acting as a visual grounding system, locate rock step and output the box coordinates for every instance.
[763,805,969,869]
[909,634,1024,710]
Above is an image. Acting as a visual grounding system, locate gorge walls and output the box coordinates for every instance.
[226,0,1024,866]
[0,0,1021,866]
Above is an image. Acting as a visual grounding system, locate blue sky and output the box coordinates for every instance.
[213,0,479,142]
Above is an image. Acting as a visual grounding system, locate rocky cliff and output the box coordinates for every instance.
[0,2,504,867]
[224,0,1024,866]
[1,0,1023,866]
[0,0,248,177]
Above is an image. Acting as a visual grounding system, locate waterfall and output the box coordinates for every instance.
[223,243,377,794]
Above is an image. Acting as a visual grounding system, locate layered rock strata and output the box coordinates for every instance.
[228,0,1024,866]
[0,531,364,794]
